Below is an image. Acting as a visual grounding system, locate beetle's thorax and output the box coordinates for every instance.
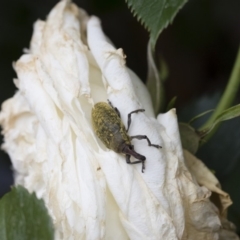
[110,128,131,153]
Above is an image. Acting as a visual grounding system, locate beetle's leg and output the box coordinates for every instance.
[107,99,114,108]
[125,154,145,173]
[127,109,145,132]
[107,99,121,117]
[125,154,131,163]
[130,135,162,149]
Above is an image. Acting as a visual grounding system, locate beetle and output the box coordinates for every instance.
[91,100,161,172]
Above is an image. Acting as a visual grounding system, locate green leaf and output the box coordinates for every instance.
[126,0,189,49]
[166,96,177,111]
[188,109,214,125]
[179,123,200,154]
[0,186,54,240]
[199,104,240,139]
[146,41,164,114]
[159,57,169,82]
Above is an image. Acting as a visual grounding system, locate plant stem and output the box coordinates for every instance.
[200,46,240,131]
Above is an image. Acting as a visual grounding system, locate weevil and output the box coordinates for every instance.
[91,100,161,172]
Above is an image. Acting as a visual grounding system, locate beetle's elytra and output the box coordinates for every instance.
[91,100,161,172]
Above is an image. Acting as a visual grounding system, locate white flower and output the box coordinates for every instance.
[1,0,233,239]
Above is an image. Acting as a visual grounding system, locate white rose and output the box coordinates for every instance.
[0,0,228,239]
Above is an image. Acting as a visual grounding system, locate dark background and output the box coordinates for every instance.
[1,0,240,233]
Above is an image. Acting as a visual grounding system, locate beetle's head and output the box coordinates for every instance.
[122,144,146,161]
